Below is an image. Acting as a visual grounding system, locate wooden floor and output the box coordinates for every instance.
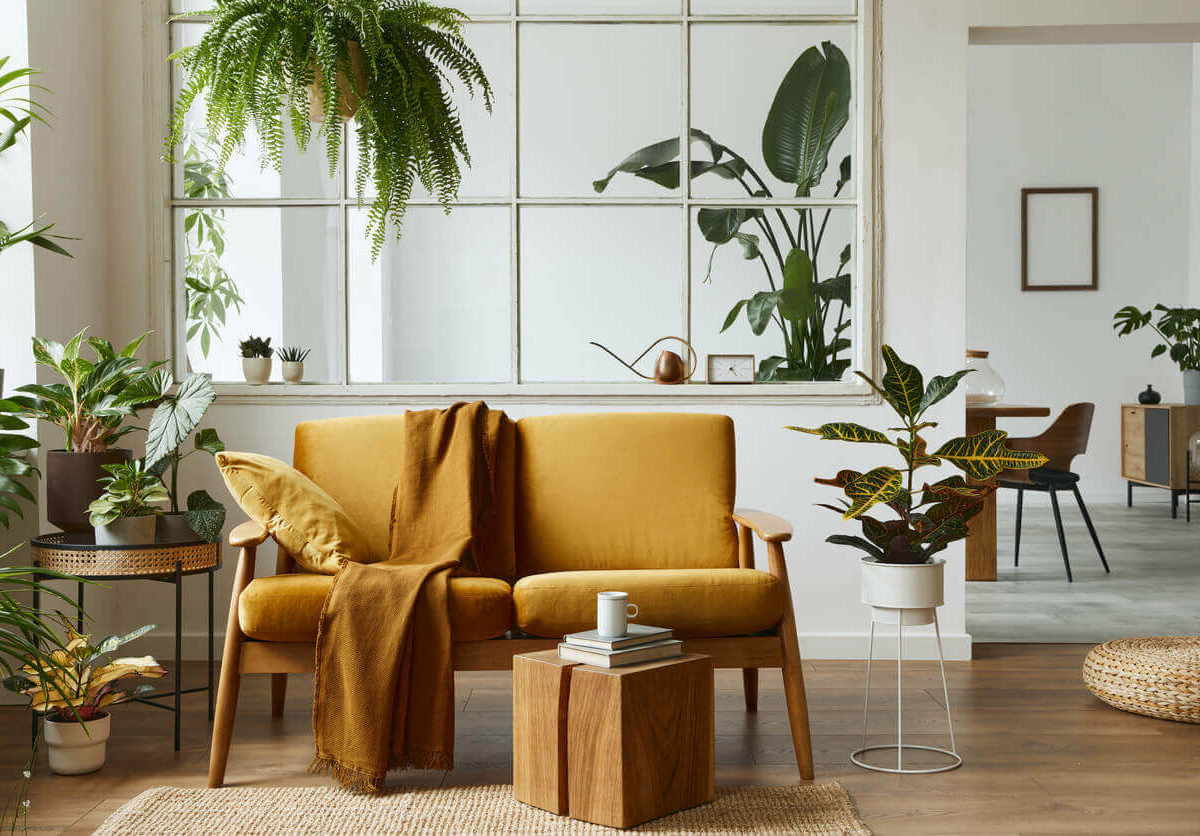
[5,643,1200,834]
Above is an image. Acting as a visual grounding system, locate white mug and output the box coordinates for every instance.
[596,591,639,638]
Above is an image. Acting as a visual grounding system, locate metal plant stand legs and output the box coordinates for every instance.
[850,611,962,774]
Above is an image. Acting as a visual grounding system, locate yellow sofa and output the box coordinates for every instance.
[208,412,813,786]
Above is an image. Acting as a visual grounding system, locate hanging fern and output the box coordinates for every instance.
[165,0,493,257]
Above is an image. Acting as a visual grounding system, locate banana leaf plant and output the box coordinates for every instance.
[143,371,227,542]
[595,42,852,382]
[790,345,1049,564]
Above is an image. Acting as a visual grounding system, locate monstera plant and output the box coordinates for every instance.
[792,345,1049,564]
[596,42,852,382]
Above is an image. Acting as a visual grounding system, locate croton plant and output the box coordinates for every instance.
[790,345,1048,564]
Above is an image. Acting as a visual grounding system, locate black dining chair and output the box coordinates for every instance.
[996,403,1109,582]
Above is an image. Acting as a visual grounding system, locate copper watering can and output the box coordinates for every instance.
[589,336,698,385]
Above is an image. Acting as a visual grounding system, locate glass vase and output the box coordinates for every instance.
[965,350,1004,405]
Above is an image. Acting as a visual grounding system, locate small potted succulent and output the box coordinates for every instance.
[239,336,272,384]
[2,617,165,775]
[276,346,312,384]
[792,345,1048,623]
[87,460,169,546]
[142,371,227,542]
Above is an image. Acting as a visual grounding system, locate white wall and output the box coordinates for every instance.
[1191,45,1200,305]
[968,42,1195,501]
[21,0,1200,666]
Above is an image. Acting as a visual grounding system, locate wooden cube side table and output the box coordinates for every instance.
[513,650,715,830]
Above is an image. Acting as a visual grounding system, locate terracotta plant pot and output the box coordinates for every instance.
[156,512,196,543]
[45,712,110,775]
[281,360,305,384]
[242,357,272,385]
[306,41,368,122]
[860,557,945,627]
[46,449,133,532]
[94,515,157,547]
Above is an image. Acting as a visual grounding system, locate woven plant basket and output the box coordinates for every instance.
[31,533,219,578]
[1083,637,1200,724]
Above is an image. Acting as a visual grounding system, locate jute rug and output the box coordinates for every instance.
[96,783,871,834]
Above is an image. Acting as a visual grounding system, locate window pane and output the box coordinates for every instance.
[170,23,340,200]
[520,207,681,382]
[691,0,855,13]
[520,25,681,197]
[690,24,855,199]
[347,207,511,383]
[690,206,855,382]
[178,207,341,382]
[520,0,680,13]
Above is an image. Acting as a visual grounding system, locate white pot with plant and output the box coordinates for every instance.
[88,460,169,546]
[239,336,273,384]
[277,346,312,384]
[793,345,1049,774]
[2,616,166,775]
[1113,305,1200,405]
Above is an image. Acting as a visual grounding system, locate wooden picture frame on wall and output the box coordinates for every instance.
[1021,186,1098,291]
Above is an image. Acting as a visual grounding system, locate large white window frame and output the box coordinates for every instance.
[146,0,882,404]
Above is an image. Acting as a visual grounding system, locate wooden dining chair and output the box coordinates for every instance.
[996,403,1110,582]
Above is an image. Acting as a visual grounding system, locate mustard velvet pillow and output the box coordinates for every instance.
[215,451,375,574]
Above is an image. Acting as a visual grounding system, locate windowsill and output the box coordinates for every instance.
[211,380,881,406]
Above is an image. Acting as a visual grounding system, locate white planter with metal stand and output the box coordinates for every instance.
[851,557,962,774]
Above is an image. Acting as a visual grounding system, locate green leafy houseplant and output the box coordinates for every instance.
[1112,305,1200,371]
[8,331,164,453]
[0,56,72,259]
[86,461,169,528]
[142,372,227,542]
[596,42,852,382]
[165,0,494,257]
[276,346,312,363]
[239,336,272,359]
[0,401,38,529]
[791,345,1048,564]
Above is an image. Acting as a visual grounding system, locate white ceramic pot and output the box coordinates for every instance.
[1183,370,1200,406]
[860,557,945,627]
[94,515,157,546]
[242,356,272,384]
[281,360,305,384]
[44,712,110,775]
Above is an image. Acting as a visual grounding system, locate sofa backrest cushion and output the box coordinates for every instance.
[514,413,738,574]
[293,414,518,580]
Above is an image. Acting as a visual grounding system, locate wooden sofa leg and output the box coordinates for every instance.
[768,541,814,780]
[742,669,758,712]
[208,545,255,788]
[271,674,288,719]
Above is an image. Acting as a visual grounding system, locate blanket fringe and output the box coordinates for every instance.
[309,750,455,794]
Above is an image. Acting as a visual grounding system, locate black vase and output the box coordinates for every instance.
[1138,385,1162,405]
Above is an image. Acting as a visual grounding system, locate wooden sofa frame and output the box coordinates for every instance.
[208,508,814,787]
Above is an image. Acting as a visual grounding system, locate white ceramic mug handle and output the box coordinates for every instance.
[627,603,639,618]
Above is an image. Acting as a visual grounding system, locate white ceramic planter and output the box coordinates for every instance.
[860,557,945,627]
[94,515,157,546]
[44,713,110,775]
[1184,370,1200,406]
[281,360,305,384]
[242,356,272,384]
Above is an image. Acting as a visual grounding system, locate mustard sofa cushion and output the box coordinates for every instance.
[514,413,739,573]
[216,451,377,574]
[512,569,783,638]
[293,415,517,580]
[239,573,513,643]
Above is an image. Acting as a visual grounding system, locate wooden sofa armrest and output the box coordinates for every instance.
[229,519,269,548]
[733,508,793,543]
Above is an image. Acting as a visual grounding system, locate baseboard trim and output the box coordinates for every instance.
[137,630,975,665]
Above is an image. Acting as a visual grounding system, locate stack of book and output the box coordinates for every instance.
[558,623,681,667]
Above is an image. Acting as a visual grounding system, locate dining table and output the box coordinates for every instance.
[964,403,1051,581]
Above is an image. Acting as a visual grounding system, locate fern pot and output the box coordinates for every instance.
[242,357,271,384]
[307,41,368,122]
[281,360,305,384]
[1184,370,1200,405]
[94,515,158,547]
[45,712,110,775]
[156,512,195,543]
[860,557,945,627]
[46,449,133,532]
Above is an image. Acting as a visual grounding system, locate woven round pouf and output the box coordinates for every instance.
[1083,637,1200,723]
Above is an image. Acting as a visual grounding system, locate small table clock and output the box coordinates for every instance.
[707,354,755,384]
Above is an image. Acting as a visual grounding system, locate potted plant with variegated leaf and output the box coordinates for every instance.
[790,345,1048,623]
[88,460,168,546]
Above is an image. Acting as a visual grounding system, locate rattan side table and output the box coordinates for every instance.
[29,531,221,751]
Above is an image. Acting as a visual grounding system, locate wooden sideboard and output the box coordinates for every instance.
[1121,404,1200,515]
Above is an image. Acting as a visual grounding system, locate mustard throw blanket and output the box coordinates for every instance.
[310,402,510,792]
